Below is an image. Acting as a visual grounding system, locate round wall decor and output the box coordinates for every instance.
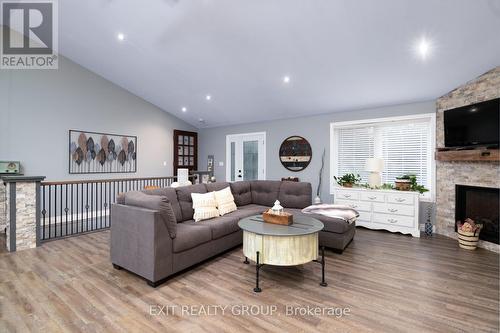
[279,136,312,172]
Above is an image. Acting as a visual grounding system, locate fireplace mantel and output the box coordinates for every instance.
[435,148,499,162]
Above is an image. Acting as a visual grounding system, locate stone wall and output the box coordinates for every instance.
[14,182,37,250]
[0,183,6,233]
[5,183,11,251]
[436,67,500,253]
[3,181,39,252]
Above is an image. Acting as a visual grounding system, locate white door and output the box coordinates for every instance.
[226,132,266,182]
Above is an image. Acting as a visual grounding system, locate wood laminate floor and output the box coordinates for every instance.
[0,228,498,333]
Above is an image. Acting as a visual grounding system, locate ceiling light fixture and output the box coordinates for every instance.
[205,95,211,101]
[117,33,125,41]
[283,76,291,84]
[181,107,187,112]
[414,36,433,60]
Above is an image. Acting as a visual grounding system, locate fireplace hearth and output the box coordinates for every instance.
[455,185,499,245]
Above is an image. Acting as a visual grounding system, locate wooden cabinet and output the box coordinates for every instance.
[333,187,421,237]
[173,130,198,176]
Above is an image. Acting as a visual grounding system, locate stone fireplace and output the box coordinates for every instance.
[436,67,500,253]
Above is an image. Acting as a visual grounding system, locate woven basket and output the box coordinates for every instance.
[457,229,480,250]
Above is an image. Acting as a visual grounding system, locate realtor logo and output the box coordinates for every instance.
[1,0,58,69]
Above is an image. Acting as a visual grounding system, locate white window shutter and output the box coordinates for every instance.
[333,117,432,194]
[380,121,431,190]
[336,127,374,183]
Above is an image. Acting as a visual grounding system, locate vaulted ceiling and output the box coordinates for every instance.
[58,0,500,128]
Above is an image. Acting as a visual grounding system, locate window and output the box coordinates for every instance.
[331,114,435,199]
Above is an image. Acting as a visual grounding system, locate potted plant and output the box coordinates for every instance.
[334,173,361,188]
[395,175,412,191]
[457,218,483,250]
[395,174,429,193]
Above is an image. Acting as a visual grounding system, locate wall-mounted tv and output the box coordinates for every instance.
[444,98,500,148]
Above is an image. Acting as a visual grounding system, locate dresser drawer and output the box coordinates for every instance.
[357,210,372,223]
[360,192,385,202]
[335,190,359,201]
[336,199,371,212]
[386,193,415,205]
[373,203,414,216]
[373,213,414,228]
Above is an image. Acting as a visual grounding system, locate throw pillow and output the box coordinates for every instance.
[191,192,219,222]
[124,191,177,238]
[214,186,237,216]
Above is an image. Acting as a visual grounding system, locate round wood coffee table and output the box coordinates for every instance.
[238,214,326,292]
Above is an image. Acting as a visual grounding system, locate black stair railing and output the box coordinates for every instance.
[40,176,177,241]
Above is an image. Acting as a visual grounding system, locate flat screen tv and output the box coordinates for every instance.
[444,98,500,148]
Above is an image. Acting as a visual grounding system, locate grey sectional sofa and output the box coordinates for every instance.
[111,180,355,287]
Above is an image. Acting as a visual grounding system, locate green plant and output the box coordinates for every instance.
[360,182,394,190]
[334,173,361,186]
[396,174,429,194]
[379,183,395,190]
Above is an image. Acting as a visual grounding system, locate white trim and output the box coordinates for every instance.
[226,132,266,182]
[225,131,267,138]
[330,113,436,201]
[331,113,435,129]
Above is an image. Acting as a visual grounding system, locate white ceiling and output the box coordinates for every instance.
[57,0,500,128]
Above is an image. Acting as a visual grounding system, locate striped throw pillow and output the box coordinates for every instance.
[214,187,237,216]
[191,192,219,222]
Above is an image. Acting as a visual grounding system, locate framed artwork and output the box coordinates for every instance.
[69,130,137,174]
[207,155,214,172]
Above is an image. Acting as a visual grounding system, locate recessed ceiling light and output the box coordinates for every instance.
[414,36,433,60]
[199,118,205,122]
[205,95,211,101]
[181,107,187,112]
[283,76,291,84]
[117,33,125,41]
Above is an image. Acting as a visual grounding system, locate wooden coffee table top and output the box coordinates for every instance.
[238,215,324,236]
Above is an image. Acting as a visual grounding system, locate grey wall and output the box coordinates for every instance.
[199,101,436,225]
[0,56,196,181]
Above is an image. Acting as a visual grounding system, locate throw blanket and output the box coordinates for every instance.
[301,204,359,224]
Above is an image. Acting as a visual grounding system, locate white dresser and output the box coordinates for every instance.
[333,187,420,237]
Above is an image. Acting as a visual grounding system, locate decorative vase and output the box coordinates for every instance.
[424,221,433,236]
[343,183,353,188]
[313,196,322,205]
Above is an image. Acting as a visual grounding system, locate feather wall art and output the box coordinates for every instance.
[69,130,137,174]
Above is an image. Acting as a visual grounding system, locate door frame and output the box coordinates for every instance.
[225,132,266,182]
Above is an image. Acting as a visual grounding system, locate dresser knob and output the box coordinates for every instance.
[388,208,398,213]
[350,205,357,208]
[344,194,351,198]
[388,218,398,223]
[395,198,406,202]
[368,196,377,200]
